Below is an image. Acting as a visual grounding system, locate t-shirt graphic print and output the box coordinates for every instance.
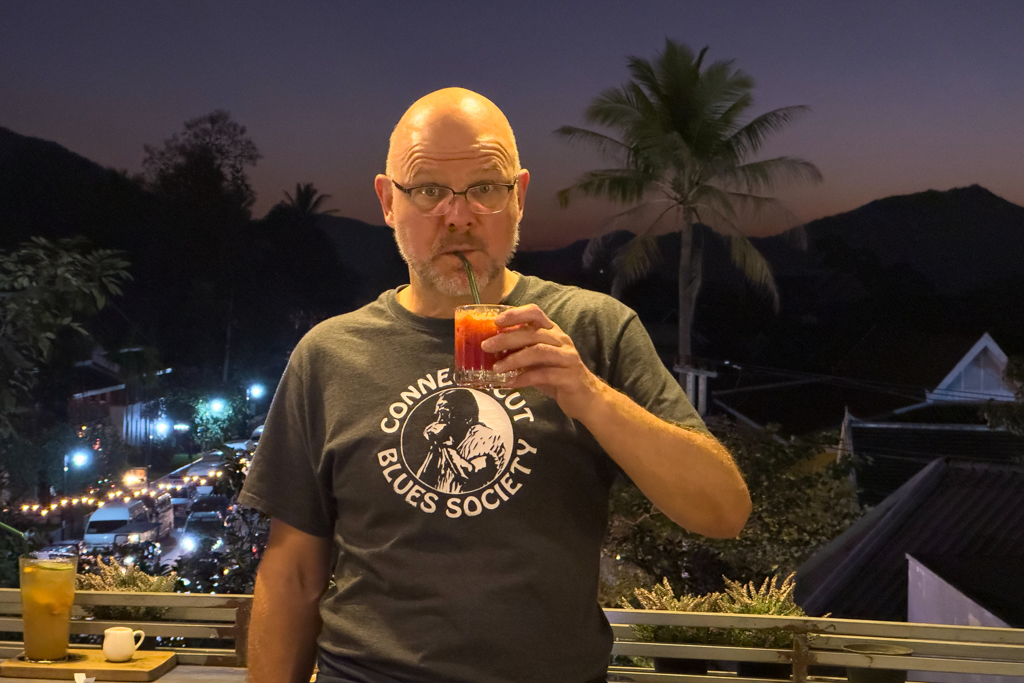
[411,388,509,494]
[377,369,541,518]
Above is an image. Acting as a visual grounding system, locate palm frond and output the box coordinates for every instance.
[612,232,663,285]
[729,106,811,158]
[557,168,653,207]
[713,157,823,194]
[595,199,679,235]
[697,184,796,225]
[724,232,780,311]
[309,193,338,215]
[582,232,618,271]
[553,126,631,161]
[583,85,650,132]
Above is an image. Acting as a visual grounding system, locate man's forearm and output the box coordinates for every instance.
[580,382,751,538]
[247,557,325,682]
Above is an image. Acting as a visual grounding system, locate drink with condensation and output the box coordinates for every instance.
[19,556,77,662]
[454,304,519,388]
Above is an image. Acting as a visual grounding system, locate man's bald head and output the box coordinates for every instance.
[385,88,520,179]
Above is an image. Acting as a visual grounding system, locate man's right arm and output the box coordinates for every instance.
[248,518,333,683]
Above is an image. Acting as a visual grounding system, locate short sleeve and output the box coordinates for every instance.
[609,315,711,437]
[237,344,335,537]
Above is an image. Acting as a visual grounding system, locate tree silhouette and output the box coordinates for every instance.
[141,111,262,383]
[281,183,338,220]
[557,41,821,366]
[143,110,261,211]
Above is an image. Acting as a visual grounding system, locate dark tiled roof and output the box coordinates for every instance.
[911,554,1024,627]
[796,459,1024,622]
[885,403,988,425]
[850,423,1024,506]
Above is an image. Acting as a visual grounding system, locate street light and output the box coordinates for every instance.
[248,384,265,400]
[209,399,226,414]
[64,449,90,493]
[154,420,170,438]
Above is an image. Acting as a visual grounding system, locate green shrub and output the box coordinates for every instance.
[76,556,177,620]
[626,572,808,649]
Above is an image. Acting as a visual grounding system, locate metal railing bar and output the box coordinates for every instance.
[603,609,1024,645]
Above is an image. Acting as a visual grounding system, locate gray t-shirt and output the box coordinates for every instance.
[239,275,708,683]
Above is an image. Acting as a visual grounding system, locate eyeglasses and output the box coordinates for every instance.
[391,179,517,216]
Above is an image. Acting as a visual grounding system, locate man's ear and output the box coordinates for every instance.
[515,168,530,215]
[374,174,396,228]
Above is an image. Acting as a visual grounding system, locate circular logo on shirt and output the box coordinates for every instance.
[399,388,514,495]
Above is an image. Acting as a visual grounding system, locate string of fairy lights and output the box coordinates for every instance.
[15,472,224,519]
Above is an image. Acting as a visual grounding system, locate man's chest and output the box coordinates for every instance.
[318,361,613,528]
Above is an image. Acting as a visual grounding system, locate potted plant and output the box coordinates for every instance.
[77,556,178,648]
[626,573,815,679]
[719,573,806,679]
[626,578,730,674]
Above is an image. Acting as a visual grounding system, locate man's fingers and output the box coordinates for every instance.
[481,326,564,353]
[493,344,574,373]
[495,304,554,330]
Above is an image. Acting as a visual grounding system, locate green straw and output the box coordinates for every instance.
[0,521,25,540]
[455,251,481,304]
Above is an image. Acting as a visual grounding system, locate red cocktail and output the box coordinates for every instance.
[454,304,519,388]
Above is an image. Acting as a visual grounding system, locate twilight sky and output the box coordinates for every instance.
[3,1,1023,249]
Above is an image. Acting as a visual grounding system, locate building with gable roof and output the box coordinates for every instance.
[710,330,1017,436]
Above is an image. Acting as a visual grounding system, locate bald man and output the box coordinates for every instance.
[240,88,750,683]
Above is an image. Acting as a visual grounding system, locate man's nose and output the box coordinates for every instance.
[444,192,476,229]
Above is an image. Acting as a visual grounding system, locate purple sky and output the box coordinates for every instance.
[3,1,1023,249]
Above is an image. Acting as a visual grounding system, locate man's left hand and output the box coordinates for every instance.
[482,304,606,420]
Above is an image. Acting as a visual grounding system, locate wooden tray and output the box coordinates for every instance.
[1,649,177,681]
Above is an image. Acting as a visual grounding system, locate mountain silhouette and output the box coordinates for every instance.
[0,126,157,249]
[791,185,1024,295]
[3,124,1022,365]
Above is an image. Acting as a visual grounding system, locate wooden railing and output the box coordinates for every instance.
[605,609,1024,681]
[0,589,251,667]
[3,590,1023,680]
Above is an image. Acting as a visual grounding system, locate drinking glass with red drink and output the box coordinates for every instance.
[454,304,520,388]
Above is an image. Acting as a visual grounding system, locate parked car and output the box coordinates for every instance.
[40,540,86,560]
[180,510,227,554]
[112,521,161,545]
[84,499,150,549]
[166,480,197,526]
[244,424,263,452]
[80,539,163,574]
[141,491,174,538]
[190,495,232,517]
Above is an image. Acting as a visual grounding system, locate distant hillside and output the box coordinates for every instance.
[0,126,155,250]
[791,185,1024,294]
[313,215,408,305]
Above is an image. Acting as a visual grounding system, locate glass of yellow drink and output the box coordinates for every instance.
[19,555,78,662]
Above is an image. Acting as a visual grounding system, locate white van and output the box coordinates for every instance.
[166,480,197,526]
[84,499,150,548]
[142,492,174,539]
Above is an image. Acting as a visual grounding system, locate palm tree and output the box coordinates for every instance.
[281,183,339,220]
[556,40,822,368]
